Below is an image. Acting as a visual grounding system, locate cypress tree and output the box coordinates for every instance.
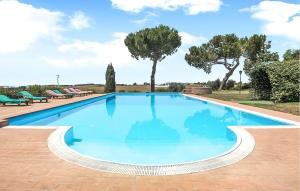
[105,63,116,92]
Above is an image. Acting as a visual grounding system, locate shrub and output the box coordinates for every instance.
[0,87,23,98]
[207,79,221,91]
[267,60,300,102]
[225,80,235,90]
[27,85,48,96]
[249,64,272,100]
[242,82,251,90]
[105,63,116,92]
[156,87,169,92]
[168,83,185,92]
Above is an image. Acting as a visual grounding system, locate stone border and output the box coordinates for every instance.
[48,125,255,176]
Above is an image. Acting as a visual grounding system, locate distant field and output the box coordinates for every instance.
[201,90,300,116]
[78,85,168,93]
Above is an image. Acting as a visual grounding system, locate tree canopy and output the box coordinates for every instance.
[243,34,279,75]
[124,25,181,92]
[185,34,243,90]
[283,49,300,61]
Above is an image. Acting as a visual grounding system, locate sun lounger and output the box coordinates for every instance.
[63,88,84,96]
[53,90,74,98]
[0,95,30,105]
[19,91,48,102]
[68,88,88,96]
[46,90,69,99]
[75,88,93,94]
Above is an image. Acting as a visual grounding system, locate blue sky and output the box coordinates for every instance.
[0,0,299,86]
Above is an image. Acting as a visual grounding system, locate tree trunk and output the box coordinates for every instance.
[150,59,157,92]
[218,61,240,90]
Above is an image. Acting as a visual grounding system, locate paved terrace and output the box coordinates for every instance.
[0,94,299,190]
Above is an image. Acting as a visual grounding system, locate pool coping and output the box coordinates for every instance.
[47,125,255,176]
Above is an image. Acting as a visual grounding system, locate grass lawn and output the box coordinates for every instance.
[201,90,300,116]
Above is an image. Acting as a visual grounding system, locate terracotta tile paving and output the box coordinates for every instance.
[0,128,298,191]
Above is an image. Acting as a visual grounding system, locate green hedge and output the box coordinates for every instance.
[249,60,300,102]
[249,64,272,100]
[267,60,300,102]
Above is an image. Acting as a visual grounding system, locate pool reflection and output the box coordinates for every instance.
[106,95,116,117]
[184,109,236,141]
[125,94,180,151]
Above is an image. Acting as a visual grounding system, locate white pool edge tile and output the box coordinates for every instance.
[47,125,255,176]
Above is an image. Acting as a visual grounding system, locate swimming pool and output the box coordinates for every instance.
[10,93,290,168]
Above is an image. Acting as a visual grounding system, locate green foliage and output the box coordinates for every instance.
[249,64,272,100]
[0,87,23,98]
[27,85,48,96]
[185,34,243,90]
[168,83,185,92]
[124,25,181,92]
[124,25,181,62]
[207,79,221,91]
[267,60,300,102]
[156,87,169,92]
[225,80,236,90]
[283,49,300,61]
[241,82,251,90]
[243,34,279,76]
[105,63,116,93]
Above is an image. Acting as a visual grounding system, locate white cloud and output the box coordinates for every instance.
[43,32,135,68]
[70,11,91,30]
[241,1,300,42]
[43,31,203,68]
[130,11,159,25]
[40,57,70,68]
[179,32,207,45]
[0,0,63,54]
[111,0,222,15]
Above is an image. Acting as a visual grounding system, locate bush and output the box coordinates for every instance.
[249,64,272,100]
[27,85,48,96]
[168,83,185,92]
[207,79,221,91]
[0,87,23,98]
[156,87,169,92]
[267,60,300,102]
[225,80,235,90]
[242,82,251,90]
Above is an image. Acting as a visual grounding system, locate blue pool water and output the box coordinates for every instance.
[10,93,290,165]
